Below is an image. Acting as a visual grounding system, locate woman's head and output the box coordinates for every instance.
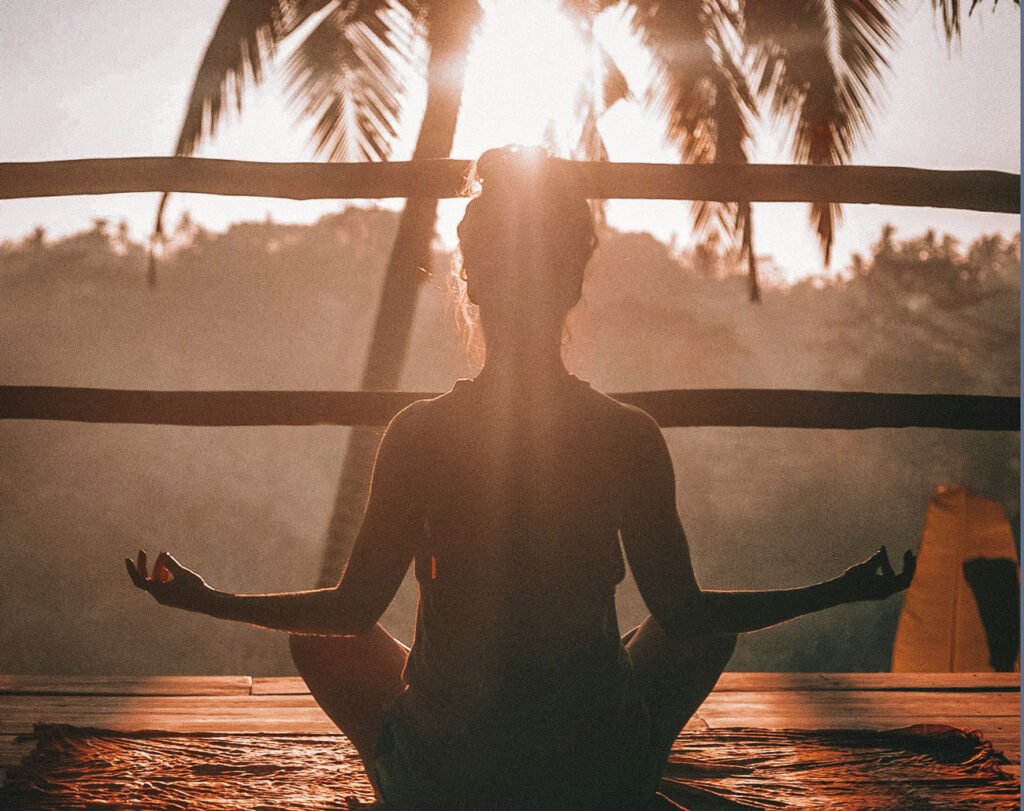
[456,147,596,349]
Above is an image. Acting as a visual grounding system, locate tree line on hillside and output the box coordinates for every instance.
[2,214,1018,404]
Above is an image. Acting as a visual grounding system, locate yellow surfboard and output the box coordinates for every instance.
[892,485,1020,672]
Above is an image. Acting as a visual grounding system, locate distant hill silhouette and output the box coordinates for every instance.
[1,212,1017,675]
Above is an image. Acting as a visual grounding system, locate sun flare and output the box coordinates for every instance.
[454,0,596,157]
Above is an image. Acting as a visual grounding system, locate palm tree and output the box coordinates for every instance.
[158,0,1015,587]
[150,0,484,584]
[307,2,485,584]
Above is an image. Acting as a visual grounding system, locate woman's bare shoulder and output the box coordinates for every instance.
[382,380,469,440]
[580,384,662,439]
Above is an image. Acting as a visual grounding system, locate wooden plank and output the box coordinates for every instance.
[2,691,1015,727]
[189,690,1024,720]
[714,672,1021,692]
[2,386,1018,431]
[699,691,1020,716]
[1,158,1018,213]
[0,675,252,696]
[1,676,1016,765]
[248,690,1020,717]
[247,673,1024,695]
[0,694,337,735]
[251,677,308,695]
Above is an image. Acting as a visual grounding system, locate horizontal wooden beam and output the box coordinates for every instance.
[0,386,1017,431]
[1,158,1019,212]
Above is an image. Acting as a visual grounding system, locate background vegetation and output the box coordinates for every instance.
[1,212,1017,674]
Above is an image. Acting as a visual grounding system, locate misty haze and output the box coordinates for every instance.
[1,211,1018,676]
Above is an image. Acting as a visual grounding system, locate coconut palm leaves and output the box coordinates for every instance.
[744,0,898,268]
[314,0,482,586]
[617,0,901,297]
[172,0,333,158]
[172,0,421,159]
[562,0,1006,299]
[153,0,419,265]
[561,0,632,162]
[628,0,760,296]
[284,3,417,162]
[931,0,1020,44]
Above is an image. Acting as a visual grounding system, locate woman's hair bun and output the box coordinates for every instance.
[458,145,597,310]
[474,145,550,193]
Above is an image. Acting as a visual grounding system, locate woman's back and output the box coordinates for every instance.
[396,374,644,708]
[378,374,656,808]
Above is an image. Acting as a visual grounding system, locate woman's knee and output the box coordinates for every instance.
[703,632,738,664]
[627,617,736,666]
[673,632,737,682]
[288,632,333,671]
[289,627,408,694]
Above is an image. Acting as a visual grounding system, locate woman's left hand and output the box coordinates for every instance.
[125,549,211,612]
[838,546,916,602]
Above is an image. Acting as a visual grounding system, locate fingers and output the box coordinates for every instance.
[157,551,183,574]
[865,546,893,576]
[126,548,171,590]
[125,557,148,590]
[878,546,895,578]
[154,551,175,584]
[899,549,917,587]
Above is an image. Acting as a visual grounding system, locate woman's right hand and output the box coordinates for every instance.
[837,546,916,602]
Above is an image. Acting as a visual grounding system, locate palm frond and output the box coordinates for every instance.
[745,0,898,265]
[629,0,758,297]
[600,45,632,110]
[175,0,335,157]
[151,0,334,279]
[929,0,1019,46]
[629,0,717,162]
[284,2,414,162]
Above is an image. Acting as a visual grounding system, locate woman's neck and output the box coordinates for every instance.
[475,335,570,391]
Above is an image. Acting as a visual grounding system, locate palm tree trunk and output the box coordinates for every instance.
[317,6,478,586]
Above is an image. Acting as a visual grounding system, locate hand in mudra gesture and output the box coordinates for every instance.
[839,546,916,602]
[125,549,210,611]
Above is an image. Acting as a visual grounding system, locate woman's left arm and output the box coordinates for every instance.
[125,407,423,636]
[688,546,916,636]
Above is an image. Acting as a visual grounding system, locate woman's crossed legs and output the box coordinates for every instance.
[288,619,736,802]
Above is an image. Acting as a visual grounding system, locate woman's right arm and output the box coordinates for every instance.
[126,405,423,636]
[618,411,915,640]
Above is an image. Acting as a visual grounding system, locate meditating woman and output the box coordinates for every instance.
[126,146,915,810]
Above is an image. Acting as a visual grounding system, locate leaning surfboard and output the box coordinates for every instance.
[892,485,1020,672]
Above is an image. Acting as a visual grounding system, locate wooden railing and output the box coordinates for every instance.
[2,157,1018,431]
[1,387,1017,431]
[1,158,1019,212]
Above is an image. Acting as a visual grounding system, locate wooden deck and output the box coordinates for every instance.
[1,672,1019,787]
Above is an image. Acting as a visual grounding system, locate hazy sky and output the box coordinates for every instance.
[1,0,1019,280]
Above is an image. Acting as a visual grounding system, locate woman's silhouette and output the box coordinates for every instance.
[127,146,915,810]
